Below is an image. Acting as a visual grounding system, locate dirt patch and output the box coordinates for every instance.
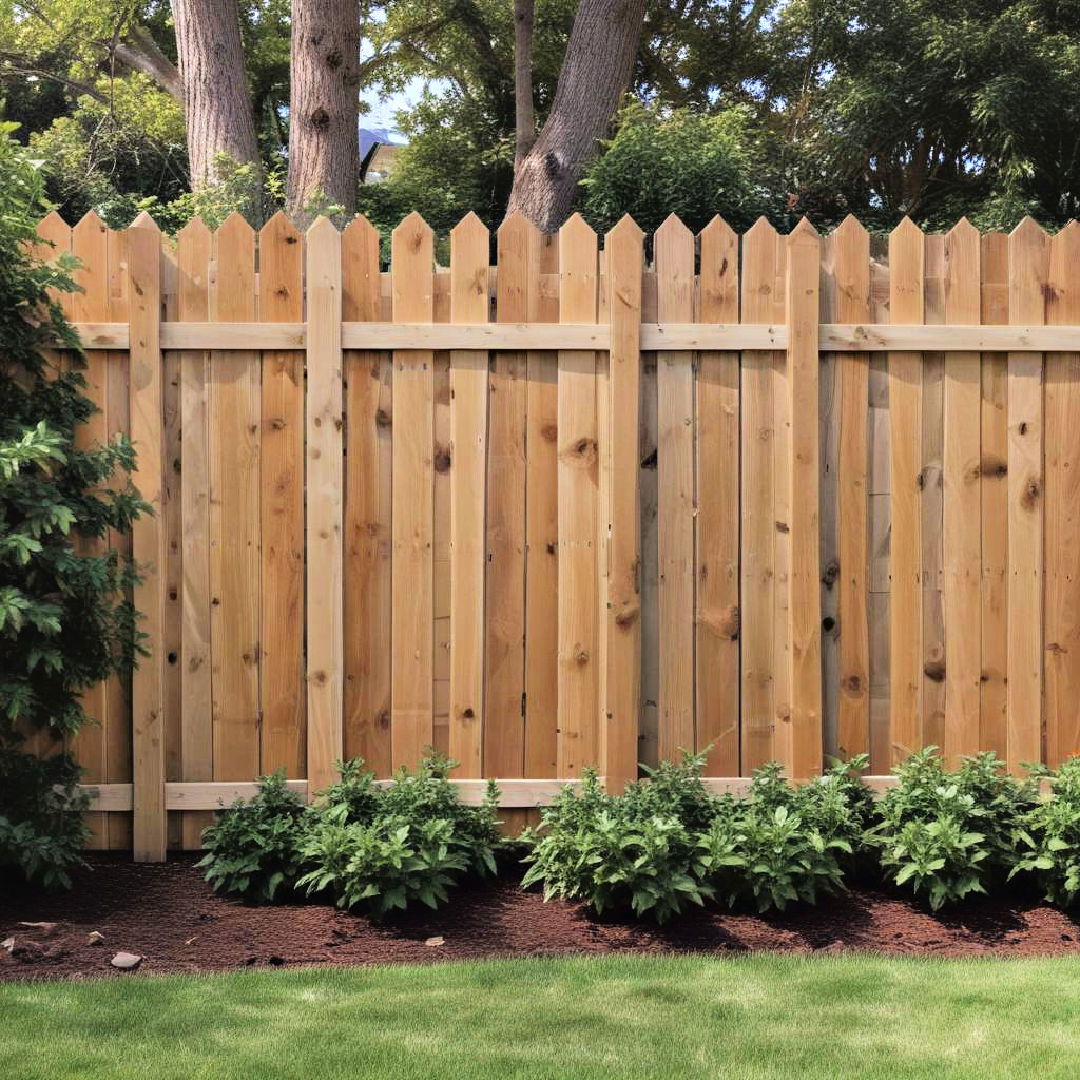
[2,855,1079,981]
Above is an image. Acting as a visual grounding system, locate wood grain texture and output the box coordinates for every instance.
[942,220,982,765]
[128,213,166,861]
[695,217,740,773]
[557,214,600,776]
[259,212,305,778]
[390,213,435,769]
[787,219,823,777]
[887,218,925,764]
[1007,218,1048,768]
[342,216,392,774]
[1044,221,1080,765]
[603,216,644,789]
[176,217,214,848]
[305,217,345,792]
[654,216,696,761]
[209,215,260,784]
[448,213,490,776]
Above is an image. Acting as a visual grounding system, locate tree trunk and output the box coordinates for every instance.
[286,0,361,225]
[506,0,646,232]
[172,0,260,190]
[514,0,536,166]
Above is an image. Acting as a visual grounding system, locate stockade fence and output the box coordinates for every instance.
[29,208,1080,860]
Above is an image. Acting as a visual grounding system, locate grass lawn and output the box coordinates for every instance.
[2,953,1079,1079]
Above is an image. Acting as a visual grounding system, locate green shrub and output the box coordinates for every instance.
[522,754,717,923]
[695,759,871,913]
[869,750,1036,910]
[196,770,309,904]
[1011,758,1080,906]
[296,754,501,918]
[0,122,144,889]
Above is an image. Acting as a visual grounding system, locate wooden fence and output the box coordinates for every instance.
[32,208,1080,859]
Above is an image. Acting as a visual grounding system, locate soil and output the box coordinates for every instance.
[2,855,1079,982]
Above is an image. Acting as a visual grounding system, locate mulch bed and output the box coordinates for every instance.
[3,855,1079,981]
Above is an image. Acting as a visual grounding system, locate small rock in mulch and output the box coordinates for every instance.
[87,930,105,946]
[110,951,142,971]
[1,937,14,952]
[425,936,446,947]
[17,921,57,938]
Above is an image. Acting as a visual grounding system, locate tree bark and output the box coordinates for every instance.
[115,24,183,102]
[506,0,646,231]
[513,0,535,166]
[286,0,361,224]
[172,0,260,190]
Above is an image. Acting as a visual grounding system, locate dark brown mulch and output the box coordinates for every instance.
[2,855,1079,982]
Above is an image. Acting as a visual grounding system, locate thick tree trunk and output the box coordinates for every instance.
[286,0,361,224]
[172,0,260,190]
[514,0,536,165]
[506,0,645,232]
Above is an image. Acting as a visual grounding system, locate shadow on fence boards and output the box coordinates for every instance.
[33,207,1080,859]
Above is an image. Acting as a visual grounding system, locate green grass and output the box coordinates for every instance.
[2,954,1080,1078]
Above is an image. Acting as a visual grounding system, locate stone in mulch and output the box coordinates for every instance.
[110,951,142,971]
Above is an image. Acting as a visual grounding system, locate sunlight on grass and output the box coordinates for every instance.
[2,954,1080,1079]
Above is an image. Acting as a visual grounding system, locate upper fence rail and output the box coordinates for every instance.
[33,208,1080,861]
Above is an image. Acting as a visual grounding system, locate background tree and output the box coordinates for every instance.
[507,0,647,229]
[286,0,361,222]
[0,125,144,887]
[172,0,261,197]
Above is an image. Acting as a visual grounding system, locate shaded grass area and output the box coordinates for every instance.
[2,954,1079,1079]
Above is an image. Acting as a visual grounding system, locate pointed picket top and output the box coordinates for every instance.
[558,210,596,246]
[35,210,70,246]
[606,213,644,243]
[260,208,301,245]
[1048,220,1080,324]
[1010,214,1047,242]
[391,209,433,253]
[655,211,693,247]
[450,212,489,322]
[833,213,869,240]
[789,215,818,238]
[343,212,378,241]
[73,209,107,238]
[744,214,779,241]
[700,214,737,245]
[497,208,540,246]
[129,209,160,233]
[942,217,980,322]
[215,209,252,242]
[176,215,211,244]
[654,213,693,318]
[788,215,819,253]
[1008,215,1048,322]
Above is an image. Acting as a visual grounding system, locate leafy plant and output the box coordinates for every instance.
[196,770,309,904]
[522,754,717,923]
[1011,757,1080,906]
[295,754,501,917]
[695,760,870,913]
[0,123,144,888]
[868,749,1035,909]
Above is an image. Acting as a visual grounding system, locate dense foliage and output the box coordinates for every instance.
[0,124,143,889]
[1012,758,1080,906]
[198,755,502,918]
[869,750,1036,910]
[5,0,1079,234]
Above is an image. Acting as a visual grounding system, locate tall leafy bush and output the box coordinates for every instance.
[0,123,144,888]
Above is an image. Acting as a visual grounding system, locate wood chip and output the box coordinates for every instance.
[18,921,57,938]
[424,936,445,947]
[87,931,105,946]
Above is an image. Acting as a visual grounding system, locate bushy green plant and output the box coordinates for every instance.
[869,750,1036,910]
[695,759,871,913]
[1011,758,1080,906]
[522,753,717,923]
[0,122,144,888]
[196,770,309,904]
[295,754,501,917]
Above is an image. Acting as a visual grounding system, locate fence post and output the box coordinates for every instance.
[305,217,344,796]
[786,218,823,777]
[128,212,166,860]
[603,216,644,791]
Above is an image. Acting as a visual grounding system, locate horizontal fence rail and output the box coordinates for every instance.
[30,208,1080,859]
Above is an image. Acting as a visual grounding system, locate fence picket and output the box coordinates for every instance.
[696,217,740,774]
[449,213,489,777]
[391,213,435,769]
[888,217,925,764]
[1007,218,1048,769]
